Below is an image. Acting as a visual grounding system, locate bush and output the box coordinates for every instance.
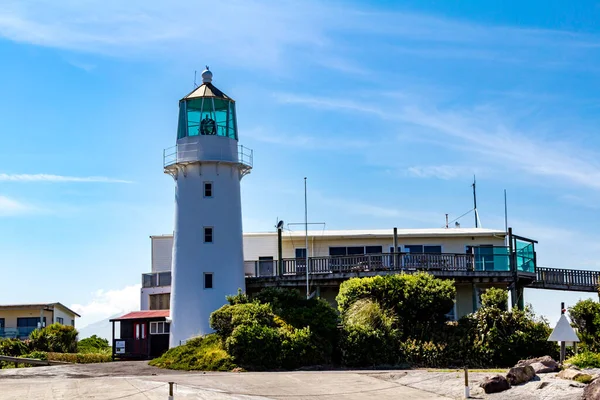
[210,302,278,339]
[567,352,600,369]
[399,339,448,368]
[0,338,29,357]
[337,273,455,341]
[29,323,78,353]
[225,324,282,369]
[21,351,48,361]
[78,335,110,354]
[150,334,236,371]
[569,300,600,353]
[480,288,509,311]
[339,324,399,367]
[457,305,557,367]
[46,352,111,363]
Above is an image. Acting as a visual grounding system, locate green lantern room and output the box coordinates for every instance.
[177,68,237,140]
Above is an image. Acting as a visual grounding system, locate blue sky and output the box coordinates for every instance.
[1,0,599,330]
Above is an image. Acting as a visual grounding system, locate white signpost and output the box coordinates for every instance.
[548,302,580,363]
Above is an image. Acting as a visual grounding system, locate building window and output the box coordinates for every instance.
[204,272,213,289]
[258,256,274,276]
[204,227,213,243]
[329,247,347,256]
[56,317,64,324]
[295,248,307,259]
[424,245,442,254]
[365,246,383,254]
[150,321,171,335]
[71,320,75,327]
[149,293,171,310]
[0,318,4,330]
[204,182,213,198]
[404,245,424,253]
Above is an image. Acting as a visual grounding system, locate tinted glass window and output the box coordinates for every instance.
[424,245,442,254]
[204,273,213,289]
[329,247,347,256]
[347,247,364,255]
[405,245,423,253]
[365,246,383,254]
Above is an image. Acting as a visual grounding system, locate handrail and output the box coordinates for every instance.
[535,267,600,288]
[163,143,253,169]
[246,252,518,277]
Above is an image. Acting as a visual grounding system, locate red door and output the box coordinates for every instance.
[133,322,148,356]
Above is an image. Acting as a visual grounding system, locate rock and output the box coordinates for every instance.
[480,375,511,394]
[516,356,560,373]
[584,378,600,400]
[558,368,592,382]
[507,365,536,385]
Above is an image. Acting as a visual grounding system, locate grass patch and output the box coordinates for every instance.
[149,334,237,371]
[567,352,600,369]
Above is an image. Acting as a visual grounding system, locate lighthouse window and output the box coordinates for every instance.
[204,227,213,243]
[204,272,213,289]
[204,182,213,198]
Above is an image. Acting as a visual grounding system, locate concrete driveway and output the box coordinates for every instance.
[0,362,449,400]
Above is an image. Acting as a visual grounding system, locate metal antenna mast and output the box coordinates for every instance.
[472,175,478,228]
[304,177,309,299]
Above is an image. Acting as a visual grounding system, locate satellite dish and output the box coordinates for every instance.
[277,220,284,229]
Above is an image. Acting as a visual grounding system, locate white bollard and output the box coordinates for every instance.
[464,367,470,398]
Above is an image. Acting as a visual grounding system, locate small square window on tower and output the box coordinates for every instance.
[204,272,213,289]
[204,227,213,243]
[204,182,213,198]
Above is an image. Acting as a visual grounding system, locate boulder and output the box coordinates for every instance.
[507,365,536,385]
[480,375,511,394]
[584,378,600,400]
[516,356,559,373]
[558,368,592,382]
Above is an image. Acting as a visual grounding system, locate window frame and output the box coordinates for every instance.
[56,317,64,325]
[203,181,213,198]
[204,272,214,289]
[150,321,171,335]
[204,227,214,243]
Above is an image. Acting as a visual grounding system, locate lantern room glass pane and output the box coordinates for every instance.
[177,98,238,140]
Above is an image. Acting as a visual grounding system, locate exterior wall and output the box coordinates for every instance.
[152,236,174,273]
[243,235,278,261]
[141,286,172,311]
[169,135,247,347]
[53,304,77,326]
[278,235,505,259]
[0,309,54,329]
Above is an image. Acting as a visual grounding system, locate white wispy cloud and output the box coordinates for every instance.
[71,284,141,329]
[406,165,476,180]
[0,174,131,183]
[0,195,33,216]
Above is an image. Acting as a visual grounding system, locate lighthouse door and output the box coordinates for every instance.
[133,322,148,356]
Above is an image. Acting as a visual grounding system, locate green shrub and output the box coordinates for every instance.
[29,323,78,353]
[78,335,110,354]
[150,334,236,371]
[567,352,600,369]
[46,352,111,363]
[21,351,48,361]
[0,338,29,357]
[569,300,600,352]
[480,288,509,311]
[339,324,399,367]
[225,324,282,369]
[399,339,448,368]
[210,302,278,339]
[337,273,455,341]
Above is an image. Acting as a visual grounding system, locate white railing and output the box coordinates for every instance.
[163,143,253,170]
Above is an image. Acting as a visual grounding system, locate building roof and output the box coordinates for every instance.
[181,83,234,102]
[152,227,506,240]
[248,228,507,239]
[110,310,170,322]
[0,302,81,317]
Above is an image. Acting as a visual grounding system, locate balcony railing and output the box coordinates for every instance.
[245,251,528,278]
[163,143,253,170]
[142,272,172,288]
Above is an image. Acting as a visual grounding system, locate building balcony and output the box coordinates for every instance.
[142,272,172,288]
[245,249,535,279]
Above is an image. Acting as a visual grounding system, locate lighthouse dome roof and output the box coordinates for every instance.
[181,68,234,102]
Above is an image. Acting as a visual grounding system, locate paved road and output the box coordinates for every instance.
[0,362,450,400]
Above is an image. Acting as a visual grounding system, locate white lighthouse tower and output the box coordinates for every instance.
[165,68,252,347]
